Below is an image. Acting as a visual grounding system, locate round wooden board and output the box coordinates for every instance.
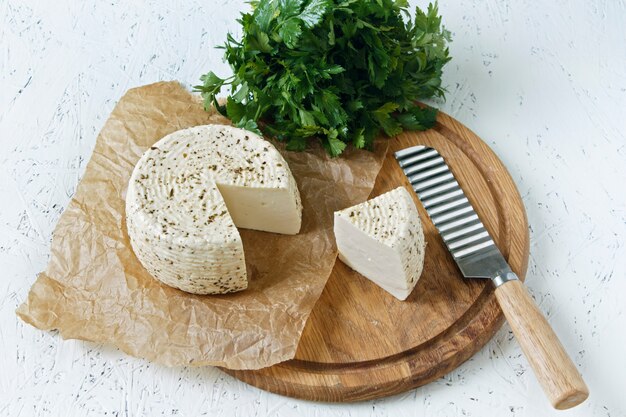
[223,110,529,402]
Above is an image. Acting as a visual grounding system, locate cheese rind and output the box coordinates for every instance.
[126,124,302,294]
[334,186,425,300]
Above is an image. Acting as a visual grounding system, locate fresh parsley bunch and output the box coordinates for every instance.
[196,0,451,157]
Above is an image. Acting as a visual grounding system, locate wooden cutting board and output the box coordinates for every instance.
[223,110,529,401]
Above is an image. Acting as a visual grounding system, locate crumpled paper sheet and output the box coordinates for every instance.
[17,81,387,370]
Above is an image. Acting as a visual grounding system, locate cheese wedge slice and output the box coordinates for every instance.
[334,186,425,300]
[126,124,302,295]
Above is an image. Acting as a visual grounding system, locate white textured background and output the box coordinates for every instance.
[1,0,625,415]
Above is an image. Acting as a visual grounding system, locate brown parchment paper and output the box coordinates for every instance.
[16,81,387,370]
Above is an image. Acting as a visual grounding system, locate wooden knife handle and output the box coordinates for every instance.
[494,278,589,409]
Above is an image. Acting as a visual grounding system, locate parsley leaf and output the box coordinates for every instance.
[326,135,347,156]
[279,0,305,17]
[299,0,331,28]
[196,0,451,156]
[278,18,302,48]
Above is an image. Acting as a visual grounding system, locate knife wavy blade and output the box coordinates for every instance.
[394,145,512,281]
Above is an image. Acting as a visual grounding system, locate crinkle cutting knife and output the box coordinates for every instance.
[395,145,588,410]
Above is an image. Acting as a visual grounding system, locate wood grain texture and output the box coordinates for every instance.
[223,110,530,401]
[495,279,589,409]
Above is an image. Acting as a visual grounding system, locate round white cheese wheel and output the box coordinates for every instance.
[126,124,302,295]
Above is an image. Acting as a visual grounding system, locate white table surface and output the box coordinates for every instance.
[1,0,625,416]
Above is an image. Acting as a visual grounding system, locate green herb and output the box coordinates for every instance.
[195,0,451,157]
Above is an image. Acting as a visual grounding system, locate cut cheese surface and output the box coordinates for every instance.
[334,186,425,300]
[126,124,302,295]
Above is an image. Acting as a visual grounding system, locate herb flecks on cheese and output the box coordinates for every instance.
[334,187,425,300]
[126,124,302,295]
